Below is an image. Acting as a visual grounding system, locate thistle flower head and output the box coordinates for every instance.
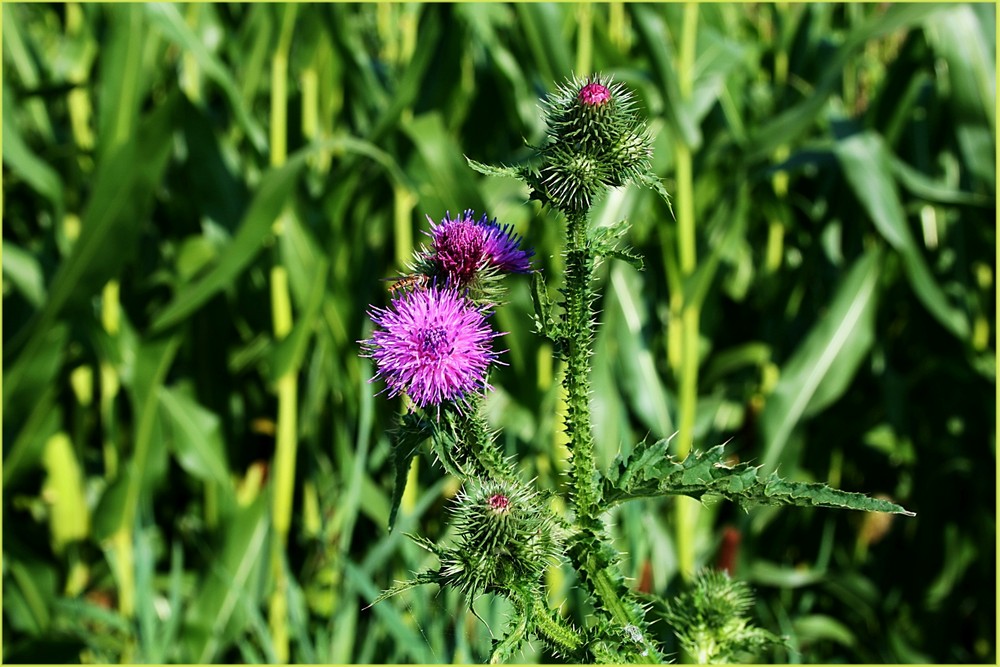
[360,285,502,409]
[428,210,533,284]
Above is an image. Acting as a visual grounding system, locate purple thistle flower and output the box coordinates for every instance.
[361,284,502,408]
[428,210,533,284]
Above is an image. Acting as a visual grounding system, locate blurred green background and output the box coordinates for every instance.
[2,2,995,663]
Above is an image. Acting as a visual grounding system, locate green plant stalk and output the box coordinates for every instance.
[393,185,416,270]
[767,19,790,274]
[65,3,95,155]
[562,211,600,522]
[180,4,202,103]
[269,265,297,663]
[113,336,180,619]
[608,2,628,51]
[674,2,701,583]
[575,3,593,76]
[561,211,660,662]
[522,584,585,657]
[100,281,120,480]
[268,5,298,662]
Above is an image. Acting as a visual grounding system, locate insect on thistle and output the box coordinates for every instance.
[383,273,430,294]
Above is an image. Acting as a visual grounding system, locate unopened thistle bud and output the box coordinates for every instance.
[538,74,654,213]
[661,569,784,663]
[441,478,562,598]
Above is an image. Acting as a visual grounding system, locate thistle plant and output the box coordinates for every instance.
[360,74,914,663]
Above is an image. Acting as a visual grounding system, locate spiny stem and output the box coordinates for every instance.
[561,210,599,522]
[559,209,663,663]
[455,395,516,481]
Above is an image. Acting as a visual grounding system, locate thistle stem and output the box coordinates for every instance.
[562,211,599,522]
[560,210,661,663]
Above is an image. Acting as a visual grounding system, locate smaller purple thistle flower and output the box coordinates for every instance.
[428,210,533,284]
[361,284,502,409]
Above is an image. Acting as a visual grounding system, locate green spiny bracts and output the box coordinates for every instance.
[659,569,785,663]
[606,128,654,187]
[540,147,609,213]
[423,400,516,483]
[538,74,654,214]
[441,477,563,599]
[540,74,642,150]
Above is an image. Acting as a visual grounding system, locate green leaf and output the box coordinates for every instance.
[41,432,90,552]
[792,614,857,648]
[341,561,436,664]
[2,322,68,436]
[143,3,267,152]
[760,249,881,471]
[834,132,969,339]
[2,82,64,211]
[514,3,573,83]
[2,240,47,307]
[746,4,949,161]
[888,152,993,207]
[2,382,61,487]
[386,413,432,532]
[95,4,146,158]
[150,151,310,333]
[606,265,674,440]
[158,385,232,489]
[117,335,182,533]
[604,442,914,516]
[530,270,559,343]
[466,156,524,181]
[923,5,996,188]
[637,171,674,219]
[631,4,701,148]
[269,257,329,384]
[591,218,644,270]
[183,493,270,663]
[4,90,176,372]
[403,112,486,215]
[4,558,57,635]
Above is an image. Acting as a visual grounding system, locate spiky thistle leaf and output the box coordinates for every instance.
[604,441,916,516]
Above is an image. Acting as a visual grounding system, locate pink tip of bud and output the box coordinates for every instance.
[578,81,612,106]
[488,493,511,512]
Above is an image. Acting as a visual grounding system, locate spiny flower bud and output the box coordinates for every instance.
[661,569,784,663]
[440,478,562,598]
[541,149,608,212]
[606,129,653,187]
[538,74,654,212]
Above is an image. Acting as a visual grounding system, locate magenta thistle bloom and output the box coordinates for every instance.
[361,285,502,408]
[578,81,612,106]
[428,210,533,284]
